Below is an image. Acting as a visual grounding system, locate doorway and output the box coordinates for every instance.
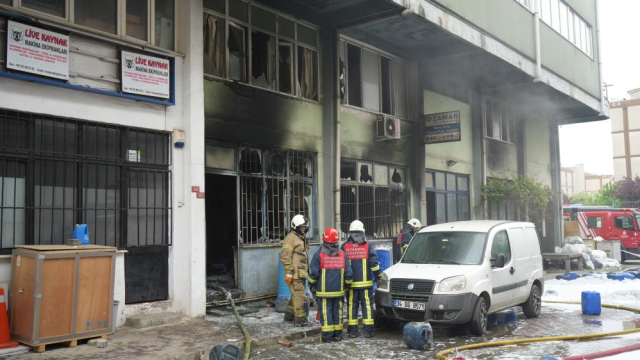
[205,174,237,285]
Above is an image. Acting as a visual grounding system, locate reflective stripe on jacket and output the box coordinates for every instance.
[309,250,353,298]
[341,241,379,289]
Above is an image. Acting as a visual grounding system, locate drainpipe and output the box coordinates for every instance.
[333,8,414,230]
[534,0,542,80]
[595,0,605,110]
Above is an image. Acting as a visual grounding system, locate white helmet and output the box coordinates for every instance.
[407,218,422,230]
[291,214,309,229]
[349,220,365,233]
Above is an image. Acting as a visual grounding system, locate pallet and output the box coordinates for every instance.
[29,334,109,353]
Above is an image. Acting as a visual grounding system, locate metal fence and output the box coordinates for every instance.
[0,110,171,252]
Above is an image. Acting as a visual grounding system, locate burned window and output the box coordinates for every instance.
[251,31,276,90]
[279,41,295,94]
[229,23,247,82]
[346,44,362,107]
[239,147,317,245]
[0,110,171,253]
[484,97,518,144]
[340,160,407,239]
[204,14,226,78]
[297,47,318,100]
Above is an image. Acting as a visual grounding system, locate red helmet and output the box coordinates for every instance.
[323,227,339,243]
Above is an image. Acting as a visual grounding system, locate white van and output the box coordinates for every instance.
[375,221,544,335]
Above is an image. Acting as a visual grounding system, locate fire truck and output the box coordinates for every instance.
[563,206,640,262]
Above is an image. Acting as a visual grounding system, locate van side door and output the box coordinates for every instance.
[489,230,515,310]
[506,227,530,304]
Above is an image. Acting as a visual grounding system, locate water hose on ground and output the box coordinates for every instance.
[213,285,251,360]
[435,300,640,360]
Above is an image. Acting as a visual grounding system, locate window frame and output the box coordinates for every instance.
[483,96,518,144]
[587,216,602,229]
[340,36,410,120]
[6,0,177,50]
[490,230,512,268]
[203,0,320,102]
[425,170,471,224]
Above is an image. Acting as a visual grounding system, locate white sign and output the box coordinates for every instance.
[121,51,170,99]
[6,20,70,80]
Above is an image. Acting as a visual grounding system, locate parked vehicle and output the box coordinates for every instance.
[375,221,544,335]
[564,207,640,262]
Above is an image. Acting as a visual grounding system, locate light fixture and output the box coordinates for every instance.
[446,160,457,167]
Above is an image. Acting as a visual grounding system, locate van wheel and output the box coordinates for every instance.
[522,284,542,318]
[468,296,488,336]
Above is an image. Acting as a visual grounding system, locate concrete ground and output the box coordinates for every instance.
[7,308,320,360]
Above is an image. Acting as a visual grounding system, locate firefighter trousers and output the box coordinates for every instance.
[348,288,375,334]
[285,280,307,323]
[318,297,343,341]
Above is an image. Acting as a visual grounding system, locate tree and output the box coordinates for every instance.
[614,176,640,202]
[480,176,554,225]
[570,183,620,207]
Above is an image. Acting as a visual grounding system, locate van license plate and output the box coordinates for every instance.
[394,300,426,311]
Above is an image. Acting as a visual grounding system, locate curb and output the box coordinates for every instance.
[166,326,322,360]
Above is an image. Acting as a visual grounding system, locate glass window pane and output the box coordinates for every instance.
[204,0,225,14]
[393,61,408,119]
[251,31,276,90]
[541,0,551,24]
[229,0,248,22]
[347,44,362,107]
[155,0,175,50]
[74,0,117,34]
[559,2,568,38]
[362,49,380,112]
[447,193,457,222]
[297,23,317,47]
[127,0,148,41]
[485,99,493,138]
[435,172,446,190]
[0,0,11,5]
[457,177,469,192]
[580,20,586,52]
[251,5,275,32]
[436,193,446,224]
[574,14,582,49]
[458,195,470,221]
[446,174,456,190]
[23,0,65,17]
[568,10,574,42]
[501,106,509,142]
[493,101,502,140]
[381,57,392,115]
[425,172,434,188]
[0,161,27,248]
[278,40,294,94]
[33,161,76,245]
[229,23,247,82]
[550,0,560,31]
[297,47,318,100]
[203,14,226,77]
[278,16,295,39]
[491,231,511,265]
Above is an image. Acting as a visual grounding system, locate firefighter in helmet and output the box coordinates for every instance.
[309,227,353,342]
[281,214,310,326]
[397,218,422,259]
[342,220,380,338]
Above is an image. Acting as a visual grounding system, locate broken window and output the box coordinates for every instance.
[484,97,518,144]
[340,160,407,239]
[279,41,294,94]
[229,22,247,82]
[297,47,318,100]
[251,31,276,90]
[239,148,317,244]
[343,40,409,118]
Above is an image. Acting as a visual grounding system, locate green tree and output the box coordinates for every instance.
[570,183,620,207]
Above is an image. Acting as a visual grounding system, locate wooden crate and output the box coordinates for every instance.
[9,245,116,349]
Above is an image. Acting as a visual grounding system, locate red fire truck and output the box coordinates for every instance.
[563,206,640,262]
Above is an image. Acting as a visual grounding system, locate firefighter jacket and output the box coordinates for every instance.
[308,250,353,298]
[397,225,415,253]
[281,231,309,280]
[341,240,380,288]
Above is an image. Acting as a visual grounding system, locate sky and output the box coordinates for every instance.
[558,0,640,175]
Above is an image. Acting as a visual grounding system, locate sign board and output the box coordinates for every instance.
[6,20,69,80]
[423,111,461,144]
[121,51,170,99]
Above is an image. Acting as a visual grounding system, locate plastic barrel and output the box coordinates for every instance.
[375,245,392,273]
[275,254,309,314]
[581,291,601,315]
[402,322,433,350]
[607,272,635,281]
[73,224,90,245]
[555,272,580,281]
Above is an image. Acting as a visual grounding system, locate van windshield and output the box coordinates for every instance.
[402,232,486,265]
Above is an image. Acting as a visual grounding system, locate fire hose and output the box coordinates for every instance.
[212,285,251,360]
[435,301,640,360]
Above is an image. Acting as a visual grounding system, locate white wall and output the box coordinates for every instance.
[525,117,552,187]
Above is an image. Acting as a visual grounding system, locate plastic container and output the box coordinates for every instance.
[73,224,90,245]
[581,291,601,315]
[276,255,308,314]
[402,322,433,350]
[607,272,635,281]
[556,272,580,281]
[375,245,392,273]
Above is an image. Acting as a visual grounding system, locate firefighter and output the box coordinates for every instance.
[342,220,380,338]
[281,214,310,326]
[396,218,422,259]
[309,227,353,343]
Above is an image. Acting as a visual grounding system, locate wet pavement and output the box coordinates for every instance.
[251,303,640,359]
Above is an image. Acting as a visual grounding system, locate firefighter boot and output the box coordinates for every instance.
[294,317,309,327]
[348,325,359,338]
[283,312,294,322]
[363,325,373,338]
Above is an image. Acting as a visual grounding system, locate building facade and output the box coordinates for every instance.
[611,88,640,180]
[0,0,607,322]
[561,164,612,197]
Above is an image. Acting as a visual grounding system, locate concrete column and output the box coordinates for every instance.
[169,0,206,317]
[470,90,484,220]
[550,119,563,251]
[320,28,336,230]
[410,62,425,224]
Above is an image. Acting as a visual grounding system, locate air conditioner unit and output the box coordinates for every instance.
[376,116,401,140]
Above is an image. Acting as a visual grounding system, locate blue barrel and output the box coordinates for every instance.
[636,272,640,279]
[555,272,580,281]
[275,254,308,314]
[403,322,433,350]
[607,272,635,281]
[74,224,90,245]
[581,291,601,315]
[375,245,392,273]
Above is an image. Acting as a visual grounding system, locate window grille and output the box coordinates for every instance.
[0,109,171,252]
